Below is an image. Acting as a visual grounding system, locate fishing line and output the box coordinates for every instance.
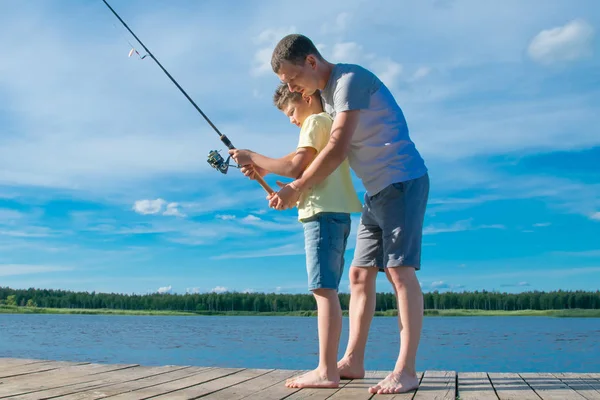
[101,0,274,195]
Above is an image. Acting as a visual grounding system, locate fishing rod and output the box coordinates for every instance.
[101,0,274,195]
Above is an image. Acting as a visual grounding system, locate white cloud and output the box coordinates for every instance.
[590,212,600,221]
[163,202,185,217]
[133,199,166,215]
[369,57,403,89]
[132,200,185,217]
[186,287,201,294]
[431,280,449,289]
[157,285,172,294]
[321,12,350,34]
[251,26,297,76]
[211,286,228,293]
[216,214,236,220]
[242,288,256,293]
[533,222,551,227]
[331,42,363,63]
[423,219,505,235]
[242,215,261,222]
[528,19,594,64]
[412,66,431,81]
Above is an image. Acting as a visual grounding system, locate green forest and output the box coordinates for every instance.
[1,286,598,314]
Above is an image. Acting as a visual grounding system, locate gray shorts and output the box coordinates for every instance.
[352,173,430,270]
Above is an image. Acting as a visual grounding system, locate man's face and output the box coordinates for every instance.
[276,58,319,96]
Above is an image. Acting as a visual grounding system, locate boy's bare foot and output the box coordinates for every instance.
[337,357,365,379]
[369,370,419,394]
[285,368,340,389]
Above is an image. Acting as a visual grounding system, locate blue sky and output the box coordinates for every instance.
[0,0,599,296]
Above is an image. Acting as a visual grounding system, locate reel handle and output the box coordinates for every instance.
[220,134,275,196]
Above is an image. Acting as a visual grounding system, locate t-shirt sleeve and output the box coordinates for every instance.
[297,115,329,152]
[333,68,376,112]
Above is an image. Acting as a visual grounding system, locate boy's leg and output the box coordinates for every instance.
[367,173,430,395]
[314,288,343,378]
[338,197,382,379]
[286,212,350,389]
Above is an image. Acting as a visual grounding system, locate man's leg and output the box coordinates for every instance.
[367,173,430,394]
[338,198,382,379]
[337,266,378,379]
[286,288,342,388]
[368,267,422,394]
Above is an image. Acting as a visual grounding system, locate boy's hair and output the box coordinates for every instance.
[271,34,324,73]
[273,83,321,111]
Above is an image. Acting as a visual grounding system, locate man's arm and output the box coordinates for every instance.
[292,110,359,190]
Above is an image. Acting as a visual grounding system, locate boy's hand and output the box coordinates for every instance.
[240,164,267,180]
[228,149,253,166]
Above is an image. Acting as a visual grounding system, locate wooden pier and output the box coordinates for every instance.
[0,358,598,399]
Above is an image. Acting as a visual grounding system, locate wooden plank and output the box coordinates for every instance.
[413,370,455,400]
[0,358,49,368]
[553,373,600,400]
[327,370,382,400]
[520,372,586,400]
[146,368,272,399]
[457,372,498,400]
[279,377,353,400]
[240,370,308,400]
[0,362,138,398]
[12,365,191,400]
[488,372,541,400]
[55,366,215,399]
[91,368,242,399]
[0,360,88,379]
[200,368,300,399]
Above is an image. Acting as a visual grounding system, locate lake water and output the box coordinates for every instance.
[1,314,598,372]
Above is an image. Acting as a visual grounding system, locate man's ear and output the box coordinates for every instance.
[306,54,318,70]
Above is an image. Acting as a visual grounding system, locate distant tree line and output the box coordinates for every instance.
[0,287,598,313]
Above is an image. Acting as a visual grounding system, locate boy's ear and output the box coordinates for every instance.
[303,95,312,105]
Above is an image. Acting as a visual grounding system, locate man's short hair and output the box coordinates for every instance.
[271,34,323,73]
[273,83,321,111]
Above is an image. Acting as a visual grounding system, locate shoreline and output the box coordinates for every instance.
[1,305,598,317]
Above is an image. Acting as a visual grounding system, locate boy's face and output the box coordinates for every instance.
[276,57,320,97]
[282,97,313,127]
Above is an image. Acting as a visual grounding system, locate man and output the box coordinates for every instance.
[266,34,430,395]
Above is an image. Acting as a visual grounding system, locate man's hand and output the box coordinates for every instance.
[228,149,253,166]
[267,180,301,210]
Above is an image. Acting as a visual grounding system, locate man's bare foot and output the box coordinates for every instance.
[285,368,340,389]
[369,370,419,394]
[337,357,365,379]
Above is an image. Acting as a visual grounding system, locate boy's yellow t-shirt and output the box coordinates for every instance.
[296,112,363,221]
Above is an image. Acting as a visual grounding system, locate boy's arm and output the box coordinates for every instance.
[230,149,317,179]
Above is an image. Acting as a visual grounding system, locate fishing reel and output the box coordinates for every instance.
[207,150,239,174]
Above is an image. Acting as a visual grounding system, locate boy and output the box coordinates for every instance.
[266,34,430,395]
[228,84,362,389]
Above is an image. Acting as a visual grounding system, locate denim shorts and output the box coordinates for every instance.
[302,212,352,291]
[352,173,430,270]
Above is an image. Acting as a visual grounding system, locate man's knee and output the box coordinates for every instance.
[349,267,378,288]
[385,266,419,290]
